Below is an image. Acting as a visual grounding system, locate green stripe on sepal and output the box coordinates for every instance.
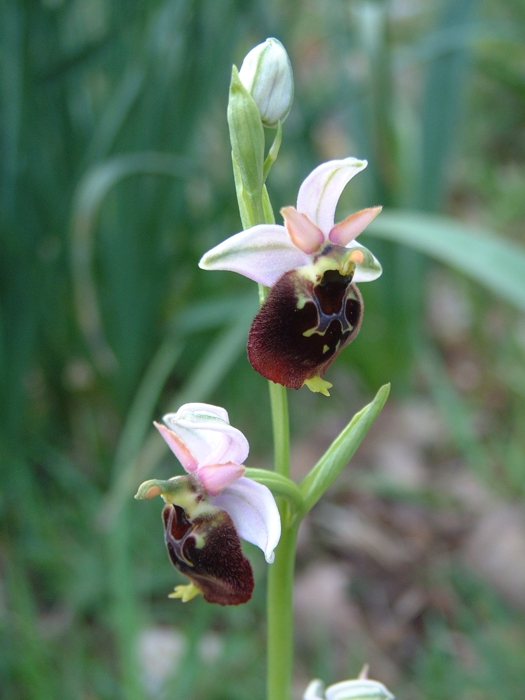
[298,384,390,517]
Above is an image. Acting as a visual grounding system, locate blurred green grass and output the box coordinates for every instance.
[2,0,525,697]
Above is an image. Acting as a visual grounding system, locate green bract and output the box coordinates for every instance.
[227,66,266,227]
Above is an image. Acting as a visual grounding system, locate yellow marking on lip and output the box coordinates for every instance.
[303,326,326,338]
[296,292,310,309]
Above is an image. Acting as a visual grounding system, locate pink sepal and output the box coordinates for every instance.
[154,422,198,473]
[162,406,249,468]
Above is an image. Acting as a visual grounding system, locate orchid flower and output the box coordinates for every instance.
[135,403,281,605]
[200,158,382,394]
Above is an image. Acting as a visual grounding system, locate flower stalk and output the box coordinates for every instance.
[267,378,294,700]
[268,381,290,479]
[267,519,299,700]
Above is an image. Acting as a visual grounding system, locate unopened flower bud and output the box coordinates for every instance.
[303,679,395,700]
[239,38,294,127]
[325,679,395,700]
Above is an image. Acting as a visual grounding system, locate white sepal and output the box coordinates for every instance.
[212,476,281,563]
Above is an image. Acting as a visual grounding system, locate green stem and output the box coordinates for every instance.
[267,518,298,700]
[263,121,283,181]
[268,381,290,478]
[267,371,295,700]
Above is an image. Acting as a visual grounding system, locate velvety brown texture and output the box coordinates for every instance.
[163,504,254,605]
[247,268,363,389]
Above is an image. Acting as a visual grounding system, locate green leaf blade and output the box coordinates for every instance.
[367,210,525,312]
[298,384,390,517]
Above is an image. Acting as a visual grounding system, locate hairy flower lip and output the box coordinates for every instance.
[247,265,363,390]
[199,157,382,287]
[162,501,255,605]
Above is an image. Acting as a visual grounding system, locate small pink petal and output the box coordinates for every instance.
[154,422,198,473]
[328,206,382,245]
[281,207,325,254]
[199,224,312,286]
[296,158,368,234]
[197,462,246,496]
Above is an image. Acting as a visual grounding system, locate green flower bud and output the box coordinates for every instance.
[326,679,395,700]
[238,38,294,128]
[304,678,395,700]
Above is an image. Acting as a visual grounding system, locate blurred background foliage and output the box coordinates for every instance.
[2,0,525,697]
